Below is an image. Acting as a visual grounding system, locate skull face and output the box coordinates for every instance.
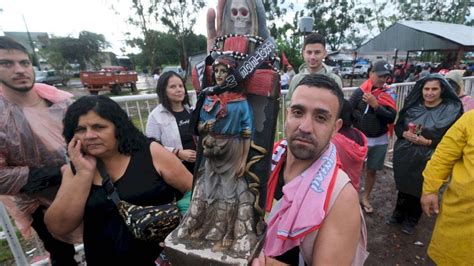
[230,0,251,35]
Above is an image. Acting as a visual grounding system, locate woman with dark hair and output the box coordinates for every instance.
[390,74,463,235]
[146,71,196,173]
[44,95,192,265]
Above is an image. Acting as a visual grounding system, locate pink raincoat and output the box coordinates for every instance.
[0,83,72,237]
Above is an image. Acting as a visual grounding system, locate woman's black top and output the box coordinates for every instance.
[172,109,196,173]
[83,143,180,265]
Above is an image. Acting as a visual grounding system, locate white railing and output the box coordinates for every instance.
[111,87,360,133]
[112,76,474,134]
[110,76,474,169]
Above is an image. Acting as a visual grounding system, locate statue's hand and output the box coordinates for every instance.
[207,0,226,51]
[206,119,216,132]
[236,159,246,177]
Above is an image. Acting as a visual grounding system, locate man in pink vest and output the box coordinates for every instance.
[259,74,368,265]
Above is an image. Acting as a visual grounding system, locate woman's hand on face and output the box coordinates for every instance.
[68,137,96,174]
[179,149,196,162]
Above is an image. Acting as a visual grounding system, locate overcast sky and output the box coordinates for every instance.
[0,0,218,54]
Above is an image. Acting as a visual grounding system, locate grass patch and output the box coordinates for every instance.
[0,230,30,265]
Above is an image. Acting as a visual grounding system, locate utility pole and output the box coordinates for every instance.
[459,0,468,24]
[0,8,4,36]
[22,15,41,70]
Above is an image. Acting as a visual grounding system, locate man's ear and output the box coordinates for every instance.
[333,118,343,137]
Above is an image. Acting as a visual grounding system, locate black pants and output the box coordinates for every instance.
[391,191,422,225]
[31,207,77,266]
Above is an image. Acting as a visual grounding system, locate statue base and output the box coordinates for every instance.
[164,234,264,266]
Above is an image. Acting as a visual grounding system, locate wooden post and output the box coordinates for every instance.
[455,48,464,68]
[393,49,398,66]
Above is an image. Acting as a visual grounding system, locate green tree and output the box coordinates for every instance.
[122,0,161,72]
[126,30,206,71]
[160,0,206,69]
[120,0,205,71]
[393,0,473,24]
[40,31,109,70]
[304,0,369,51]
[261,1,303,68]
[362,0,474,36]
[263,0,294,38]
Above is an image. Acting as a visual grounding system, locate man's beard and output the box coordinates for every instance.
[0,78,34,93]
[288,132,319,161]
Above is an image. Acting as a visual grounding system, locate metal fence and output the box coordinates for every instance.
[111,76,474,168]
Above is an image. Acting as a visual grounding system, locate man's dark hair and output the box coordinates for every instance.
[63,95,147,155]
[0,36,30,57]
[295,74,344,117]
[156,71,191,112]
[340,99,355,128]
[303,33,326,49]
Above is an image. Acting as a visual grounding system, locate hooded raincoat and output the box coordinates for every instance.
[393,74,463,197]
[0,83,72,236]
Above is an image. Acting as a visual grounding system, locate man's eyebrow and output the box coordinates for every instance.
[290,103,306,110]
[313,108,333,118]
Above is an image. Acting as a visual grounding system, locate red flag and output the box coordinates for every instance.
[281,51,289,66]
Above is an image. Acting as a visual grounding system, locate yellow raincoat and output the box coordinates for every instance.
[422,110,474,265]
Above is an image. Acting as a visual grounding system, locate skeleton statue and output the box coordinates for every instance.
[230,0,251,35]
[164,0,280,264]
[175,55,258,256]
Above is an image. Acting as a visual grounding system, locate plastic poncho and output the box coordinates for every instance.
[0,83,72,236]
[422,110,474,265]
[392,74,463,197]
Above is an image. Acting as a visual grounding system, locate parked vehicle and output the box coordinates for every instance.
[354,64,370,77]
[35,70,70,86]
[162,65,186,79]
[80,68,138,95]
[341,64,369,78]
[341,67,354,78]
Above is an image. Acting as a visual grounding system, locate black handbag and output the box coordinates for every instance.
[97,161,181,242]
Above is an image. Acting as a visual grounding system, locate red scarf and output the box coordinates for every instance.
[360,79,397,135]
[203,91,246,119]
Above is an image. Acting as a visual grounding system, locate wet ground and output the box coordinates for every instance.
[362,167,436,265]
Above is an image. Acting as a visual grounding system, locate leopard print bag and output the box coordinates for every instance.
[97,161,181,243]
[117,200,180,242]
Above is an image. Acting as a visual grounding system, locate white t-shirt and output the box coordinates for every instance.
[280,73,290,86]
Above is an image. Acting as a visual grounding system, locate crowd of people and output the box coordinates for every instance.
[0,15,473,266]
